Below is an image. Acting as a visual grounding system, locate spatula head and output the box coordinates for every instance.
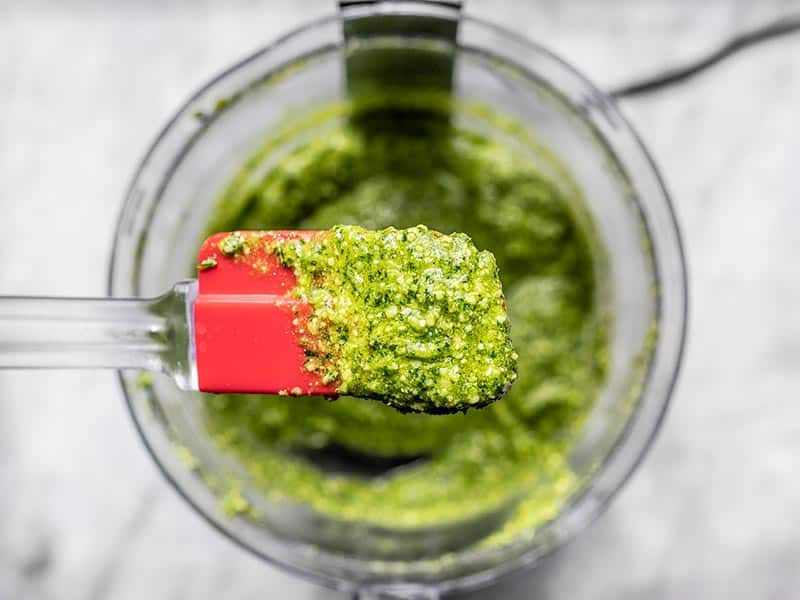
[193,231,336,396]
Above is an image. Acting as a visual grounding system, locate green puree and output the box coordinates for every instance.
[275,225,517,413]
[202,101,608,547]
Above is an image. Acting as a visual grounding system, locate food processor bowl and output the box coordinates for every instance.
[109,2,686,596]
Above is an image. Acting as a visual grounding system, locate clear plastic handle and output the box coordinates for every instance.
[0,280,197,389]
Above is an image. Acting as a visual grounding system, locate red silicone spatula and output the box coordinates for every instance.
[194,230,336,395]
[0,231,336,396]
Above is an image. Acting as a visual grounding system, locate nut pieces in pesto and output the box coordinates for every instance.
[272,225,518,413]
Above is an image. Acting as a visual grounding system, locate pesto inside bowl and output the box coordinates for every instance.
[200,98,609,545]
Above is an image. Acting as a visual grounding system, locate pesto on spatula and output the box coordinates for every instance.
[273,224,518,413]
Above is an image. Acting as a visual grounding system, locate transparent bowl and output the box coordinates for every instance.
[109,4,686,597]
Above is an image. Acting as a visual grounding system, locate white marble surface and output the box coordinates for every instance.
[1,1,799,598]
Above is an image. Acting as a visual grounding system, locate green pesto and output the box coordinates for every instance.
[201,100,608,546]
[274,225,517,413]
[133,371,153,390]
[197,256,218,271]
[218,233,245,256]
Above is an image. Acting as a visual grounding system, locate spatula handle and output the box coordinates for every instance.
[0,281,197,389]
